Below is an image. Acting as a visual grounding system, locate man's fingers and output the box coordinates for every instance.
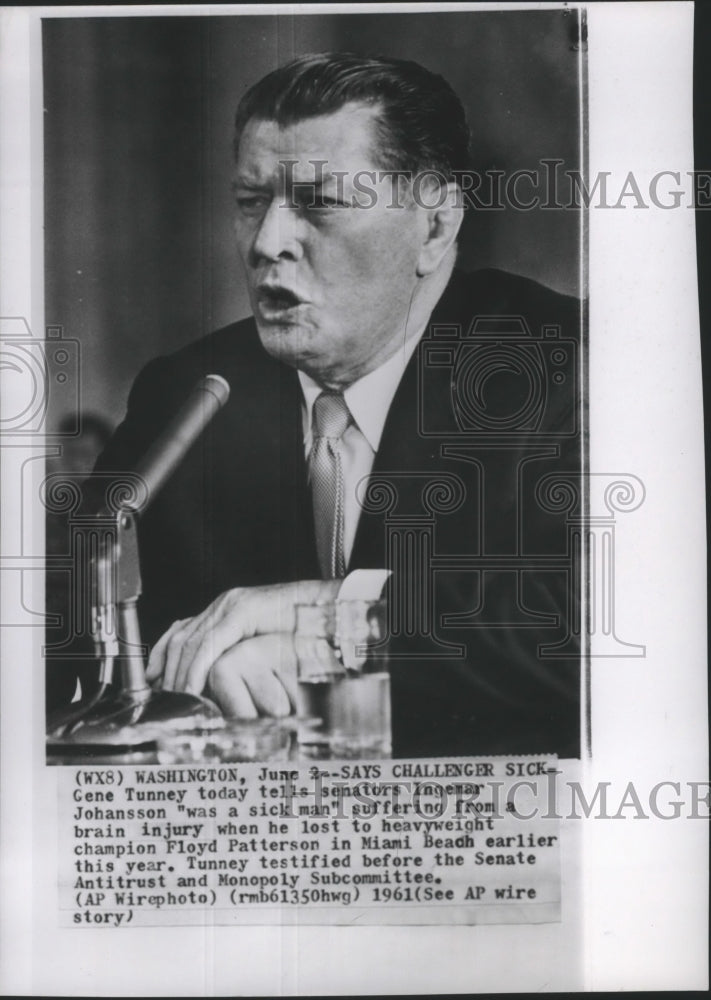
[174,610,247,695]
[206,634,296,718]
[273,634,299,707]
[147,618,189,684]
[170,588,254,694]
[162,616,207,691]
[206,663,259,720]
[168,590,243,693]
[239,634,297,717]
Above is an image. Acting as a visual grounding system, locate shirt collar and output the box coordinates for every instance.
[298,332,422,452]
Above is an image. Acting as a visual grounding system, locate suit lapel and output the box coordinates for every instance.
[277,362,320,580]
[348,341,443,570]
[348,273,471,573]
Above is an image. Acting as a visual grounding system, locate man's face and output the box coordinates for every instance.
[233,104,427,387]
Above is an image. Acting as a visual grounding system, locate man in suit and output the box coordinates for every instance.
[94,53,582,758]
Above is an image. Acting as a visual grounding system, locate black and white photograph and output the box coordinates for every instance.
[42,9,585,765]
[0,1,707,994]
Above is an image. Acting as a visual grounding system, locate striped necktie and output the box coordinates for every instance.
[310,391,351,579]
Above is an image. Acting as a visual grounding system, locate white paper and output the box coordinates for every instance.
[0,2,707,994]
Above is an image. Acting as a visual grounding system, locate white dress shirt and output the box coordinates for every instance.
[298,333,422,567]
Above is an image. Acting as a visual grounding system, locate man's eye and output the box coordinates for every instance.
[235,196,268,215]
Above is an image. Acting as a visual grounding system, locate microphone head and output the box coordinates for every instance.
[200,374,231,407]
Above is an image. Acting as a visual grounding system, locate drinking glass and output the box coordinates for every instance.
[294,598,390,758]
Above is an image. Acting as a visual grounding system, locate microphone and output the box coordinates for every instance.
[92,372,231,662]
[128,373,230,513]
[47,374,231,746]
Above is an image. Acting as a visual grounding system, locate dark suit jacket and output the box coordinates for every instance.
[91,268,583,758]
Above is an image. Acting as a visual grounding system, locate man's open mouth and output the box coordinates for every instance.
[256,285,303,312]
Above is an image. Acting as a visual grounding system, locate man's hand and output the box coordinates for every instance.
[145,580,340,716]
[205,633,296,719]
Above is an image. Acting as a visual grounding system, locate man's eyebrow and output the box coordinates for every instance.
[231,177,270,192]
[290,177,347,191]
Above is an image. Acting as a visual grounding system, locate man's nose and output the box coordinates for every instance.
[250,199,303,264]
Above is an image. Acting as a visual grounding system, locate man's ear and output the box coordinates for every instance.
[416,181,465,277]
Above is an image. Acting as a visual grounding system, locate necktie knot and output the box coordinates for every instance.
[313,391,351,442]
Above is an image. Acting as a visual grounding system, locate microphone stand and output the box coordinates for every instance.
[46,507,221,750]
[47,376,229,754]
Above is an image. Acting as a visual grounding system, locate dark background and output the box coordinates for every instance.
[43,9,583,429]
